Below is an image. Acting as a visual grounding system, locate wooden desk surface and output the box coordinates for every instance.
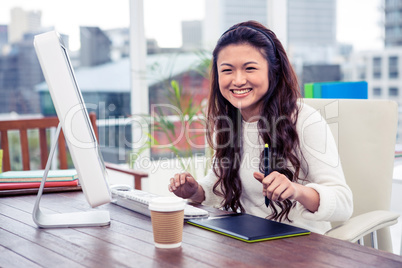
[1,191,402,268]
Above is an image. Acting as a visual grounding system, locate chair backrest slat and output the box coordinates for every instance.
[58,129,68,169]
[39,128,48,169]
[1,130,10,171]
[89,113,99,140]
[19,129,30,170]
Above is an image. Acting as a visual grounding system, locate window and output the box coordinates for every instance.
[373,57,382,79]
[389,56,399,78]
[389,87,399,97]
[373,87,382,96]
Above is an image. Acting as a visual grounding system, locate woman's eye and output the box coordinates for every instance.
[246,67,256,70]
[222,69,232,72]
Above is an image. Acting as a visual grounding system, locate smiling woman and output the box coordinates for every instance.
[168,20,353,235]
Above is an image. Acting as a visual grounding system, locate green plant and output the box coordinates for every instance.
[135,80,207,174]
[193,50,212,79]
[131,53,212,176]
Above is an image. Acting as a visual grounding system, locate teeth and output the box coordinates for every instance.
[232,89,251,94]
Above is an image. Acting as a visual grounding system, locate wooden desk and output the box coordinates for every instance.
[1,191,402,267]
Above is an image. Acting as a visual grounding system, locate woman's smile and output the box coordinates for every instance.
[231,88,252,96]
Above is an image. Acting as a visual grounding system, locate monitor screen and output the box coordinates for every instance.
[34,31,111,208]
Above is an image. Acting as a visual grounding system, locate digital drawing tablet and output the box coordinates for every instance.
[187,213,310,242]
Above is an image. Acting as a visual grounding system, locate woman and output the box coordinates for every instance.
[168,21,352,233]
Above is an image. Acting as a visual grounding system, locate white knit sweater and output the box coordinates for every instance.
[198,102,353,234]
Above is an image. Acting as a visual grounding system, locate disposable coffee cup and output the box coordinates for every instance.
[149,196,186,248]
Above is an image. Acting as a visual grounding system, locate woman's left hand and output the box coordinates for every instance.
[253,171,298,202]
[254,171,320,212]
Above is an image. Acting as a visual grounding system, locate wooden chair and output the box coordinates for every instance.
[0,112,148,190]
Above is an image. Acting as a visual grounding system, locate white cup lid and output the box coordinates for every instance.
[148,196,186,212]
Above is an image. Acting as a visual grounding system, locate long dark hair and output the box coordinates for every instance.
[207,21,303,222]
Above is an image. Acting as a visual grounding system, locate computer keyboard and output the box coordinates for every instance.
[110,187,209,219]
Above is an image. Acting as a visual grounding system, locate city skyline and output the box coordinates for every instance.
[0,0,204,50]
[0,0,383,51]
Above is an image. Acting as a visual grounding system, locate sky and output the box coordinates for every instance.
[337,0,383,50]
[0,0,383,51]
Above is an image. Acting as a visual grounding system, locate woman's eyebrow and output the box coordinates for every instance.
[219,61,259,67]
[244,61,258,65]
[219,63,233,67]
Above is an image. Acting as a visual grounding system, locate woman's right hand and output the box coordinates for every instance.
[168,172,199,199]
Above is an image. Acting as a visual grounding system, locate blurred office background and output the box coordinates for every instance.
[1,0,399,158]
[0,0,401,254]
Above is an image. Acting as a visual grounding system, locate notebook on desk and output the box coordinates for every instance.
[187,213,310,242]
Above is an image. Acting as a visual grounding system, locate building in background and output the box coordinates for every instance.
[287,0,337,64]
[203,0,337,63]
[287,0,338,90]
[0,51,18,113]
[384,0,402,47]
[80,26,112,67]
[104,28,130,61]
[346,48,402,141]
[104,26,183,56]
[203,0,287,50]
[0,7,48,114]
[0,25,8,54]
[343,0,402,143]
[302,64,341,85]
[14,33,44,113]
[9,7,42,44]
[181,20,203,51]
[0,34,43,114]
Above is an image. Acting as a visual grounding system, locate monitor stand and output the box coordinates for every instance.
[32,123,110,228]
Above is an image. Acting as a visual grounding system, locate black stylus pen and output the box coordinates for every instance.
[264,143,270,207]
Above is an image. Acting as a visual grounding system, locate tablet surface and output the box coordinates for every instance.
[188,213,310,242]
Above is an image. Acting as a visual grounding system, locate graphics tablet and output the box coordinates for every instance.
[187,213,310,242]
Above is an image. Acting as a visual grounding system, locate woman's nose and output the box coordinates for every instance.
[233,72,246,87]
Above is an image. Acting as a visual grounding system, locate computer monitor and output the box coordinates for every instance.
[32,30,111,228]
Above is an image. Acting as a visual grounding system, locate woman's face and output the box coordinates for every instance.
[217,43,269,122]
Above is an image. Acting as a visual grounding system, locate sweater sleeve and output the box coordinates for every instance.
[295,103,353,222]
[197,169,224,208]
